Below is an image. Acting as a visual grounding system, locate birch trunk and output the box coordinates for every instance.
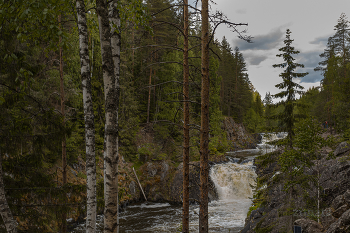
[108,1,121,232]
[0,155,17,233]
[200,0,209,231]
[182,0,190,232]
[76,1,97,232]
[96,0,118,232]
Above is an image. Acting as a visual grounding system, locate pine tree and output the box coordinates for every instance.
[272,29,308,148]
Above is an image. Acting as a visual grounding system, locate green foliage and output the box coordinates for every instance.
[271,29,307,148]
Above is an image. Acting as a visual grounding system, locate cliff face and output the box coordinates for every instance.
[223,117,258,150]
[242,141,350,233]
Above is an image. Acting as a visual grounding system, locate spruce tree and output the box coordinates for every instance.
[272,29,308,148]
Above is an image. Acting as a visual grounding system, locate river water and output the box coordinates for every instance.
[72,133,284,232]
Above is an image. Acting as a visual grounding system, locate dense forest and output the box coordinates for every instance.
[0,0,350,232]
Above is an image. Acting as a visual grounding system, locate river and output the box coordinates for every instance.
[71,133,284,232]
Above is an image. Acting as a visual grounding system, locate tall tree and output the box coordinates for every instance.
[96,0,118,232]
[76,0,97,232]
[272,29,307,148]
[200,0,209,231]
[272,29,307,233]
[108,0,121,231]
[182,0,190,232]
[263,92,273,129]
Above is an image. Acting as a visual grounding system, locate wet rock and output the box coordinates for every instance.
[334,142,350,157]
[294,218,323,233]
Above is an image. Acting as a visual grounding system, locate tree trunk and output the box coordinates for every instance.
[182,0,190,232]
[199,0,209,231]
[0,154,17,233]
[59,14,67,233]
[147,67,152,123]
[108,1,121,232]
[96,0,118,232]
[76,1,97,232]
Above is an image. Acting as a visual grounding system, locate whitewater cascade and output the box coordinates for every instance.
[72,133,289,232]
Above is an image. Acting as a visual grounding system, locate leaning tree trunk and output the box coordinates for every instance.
[108,1,121,232]
[199,0,209,232]
[0,155,17,233]
[182,0,190,232]
[96,0,118,232]
[76,1,97,232]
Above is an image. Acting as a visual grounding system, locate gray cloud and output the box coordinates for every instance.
[299,69,323,83]
[297,50,322,69]
[233,27,284,51]
[247,55,269,65]
[309,34,331,46]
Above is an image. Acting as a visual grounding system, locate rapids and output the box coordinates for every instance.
[71,133,281,232]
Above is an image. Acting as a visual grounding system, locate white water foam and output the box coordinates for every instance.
[205,161,257,230]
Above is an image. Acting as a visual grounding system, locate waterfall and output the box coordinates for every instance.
[200,161,257,231]
[210,161,256,201]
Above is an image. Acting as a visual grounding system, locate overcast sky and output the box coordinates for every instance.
[204,0,350,100]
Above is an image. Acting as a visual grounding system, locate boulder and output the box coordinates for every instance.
[294,218,323,233]
[327,209,350,233]
[334,142,350,157]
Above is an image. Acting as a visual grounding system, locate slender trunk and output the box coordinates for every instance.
[182,0,190,232]
[199,0,209,231]
[76,1,97,232]
[147,66,152,123]
[108,1,121,232]
[96,0,118,232]
[59,14,67,233]
[0,154,17,233]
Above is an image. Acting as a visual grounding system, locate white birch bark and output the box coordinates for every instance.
[76,1,97,232]
[96,0,118,232]
[0,155,17,233]
[108,1,121,232]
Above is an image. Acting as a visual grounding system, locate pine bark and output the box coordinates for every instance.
[199,0,209,231]
[108,1,121,232]
[0,155,17,233]
[182,0,190,232]
[96,0,118,232]
[76,1,97,232]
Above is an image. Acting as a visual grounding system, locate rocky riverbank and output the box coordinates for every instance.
[242,141,350,233]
